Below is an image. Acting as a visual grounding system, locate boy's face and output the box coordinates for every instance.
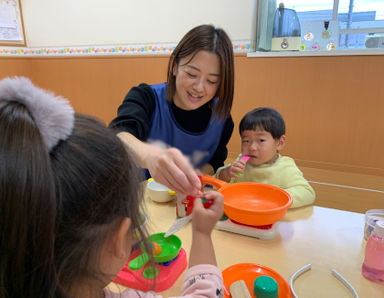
[241,129,285,166]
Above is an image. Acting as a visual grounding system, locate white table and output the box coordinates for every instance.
[111,196,384,297]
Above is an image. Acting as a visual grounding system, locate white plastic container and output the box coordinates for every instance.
[145,179,176,203]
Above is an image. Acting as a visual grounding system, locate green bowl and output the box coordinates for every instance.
[146,233,182,263]
[129,233,182,270]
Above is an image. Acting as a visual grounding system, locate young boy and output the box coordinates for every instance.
[216,107,315,208]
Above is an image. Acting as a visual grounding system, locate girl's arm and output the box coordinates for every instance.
[188,191,223,267]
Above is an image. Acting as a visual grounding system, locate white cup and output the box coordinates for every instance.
[146,178,176,203]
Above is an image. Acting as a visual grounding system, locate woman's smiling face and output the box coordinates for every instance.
[172,50,221,111]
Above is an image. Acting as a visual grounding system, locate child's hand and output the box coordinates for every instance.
[229,160,246,177]
[189,191,223,267]
[191,191,223,235]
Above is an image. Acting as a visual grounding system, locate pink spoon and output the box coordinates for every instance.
[235,155,251,175]
[240,155,251,163]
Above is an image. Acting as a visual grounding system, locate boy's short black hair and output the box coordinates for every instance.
[239,107,285,139]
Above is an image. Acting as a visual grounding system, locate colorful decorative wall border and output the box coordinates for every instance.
[0,40,252,57]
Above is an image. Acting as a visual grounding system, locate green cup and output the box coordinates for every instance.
[253,275,278,298]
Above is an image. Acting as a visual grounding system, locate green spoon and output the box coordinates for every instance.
[128,251,150,271]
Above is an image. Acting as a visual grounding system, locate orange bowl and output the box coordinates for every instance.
[201,175,292,226]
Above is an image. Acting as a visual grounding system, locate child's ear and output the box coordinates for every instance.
[277,135,286,150]
[113,217,132,259]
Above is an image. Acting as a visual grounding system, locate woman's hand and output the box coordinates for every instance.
[117,132,202,196]
[145,145,202,196]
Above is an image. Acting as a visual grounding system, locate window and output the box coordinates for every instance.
[256,0,384,51]
[338,0,384,49]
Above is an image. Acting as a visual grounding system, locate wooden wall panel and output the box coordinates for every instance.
[302,166,384,213]
[230,55,384,177]
[24,56,170,124]
[1,54,383,178]
[0,58,30,77]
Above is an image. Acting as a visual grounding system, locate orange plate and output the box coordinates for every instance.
[222,263,291,298]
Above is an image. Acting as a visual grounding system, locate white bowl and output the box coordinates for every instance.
[146,179,176,203]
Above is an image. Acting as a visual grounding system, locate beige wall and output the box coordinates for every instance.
[1,54,383,177]
[20,0,254,47]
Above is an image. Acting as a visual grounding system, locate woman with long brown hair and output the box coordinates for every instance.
[110,24,235,196]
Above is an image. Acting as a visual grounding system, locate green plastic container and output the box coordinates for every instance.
[253,275,278,298]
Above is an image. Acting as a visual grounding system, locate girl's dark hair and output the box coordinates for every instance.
[239,107,286,139]
[166,24,234,120]
[0,101,147,297]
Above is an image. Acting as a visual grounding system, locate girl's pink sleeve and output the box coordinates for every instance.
[176,264,224,298]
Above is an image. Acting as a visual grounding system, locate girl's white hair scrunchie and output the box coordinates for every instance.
[0,76,74,151]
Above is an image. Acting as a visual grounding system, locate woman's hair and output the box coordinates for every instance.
[239,107,286,139]
[0,82,147,297]
[166,24,234,120]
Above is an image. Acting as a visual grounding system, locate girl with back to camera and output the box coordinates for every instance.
[0,77,224,297]
[110,24,235,197]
